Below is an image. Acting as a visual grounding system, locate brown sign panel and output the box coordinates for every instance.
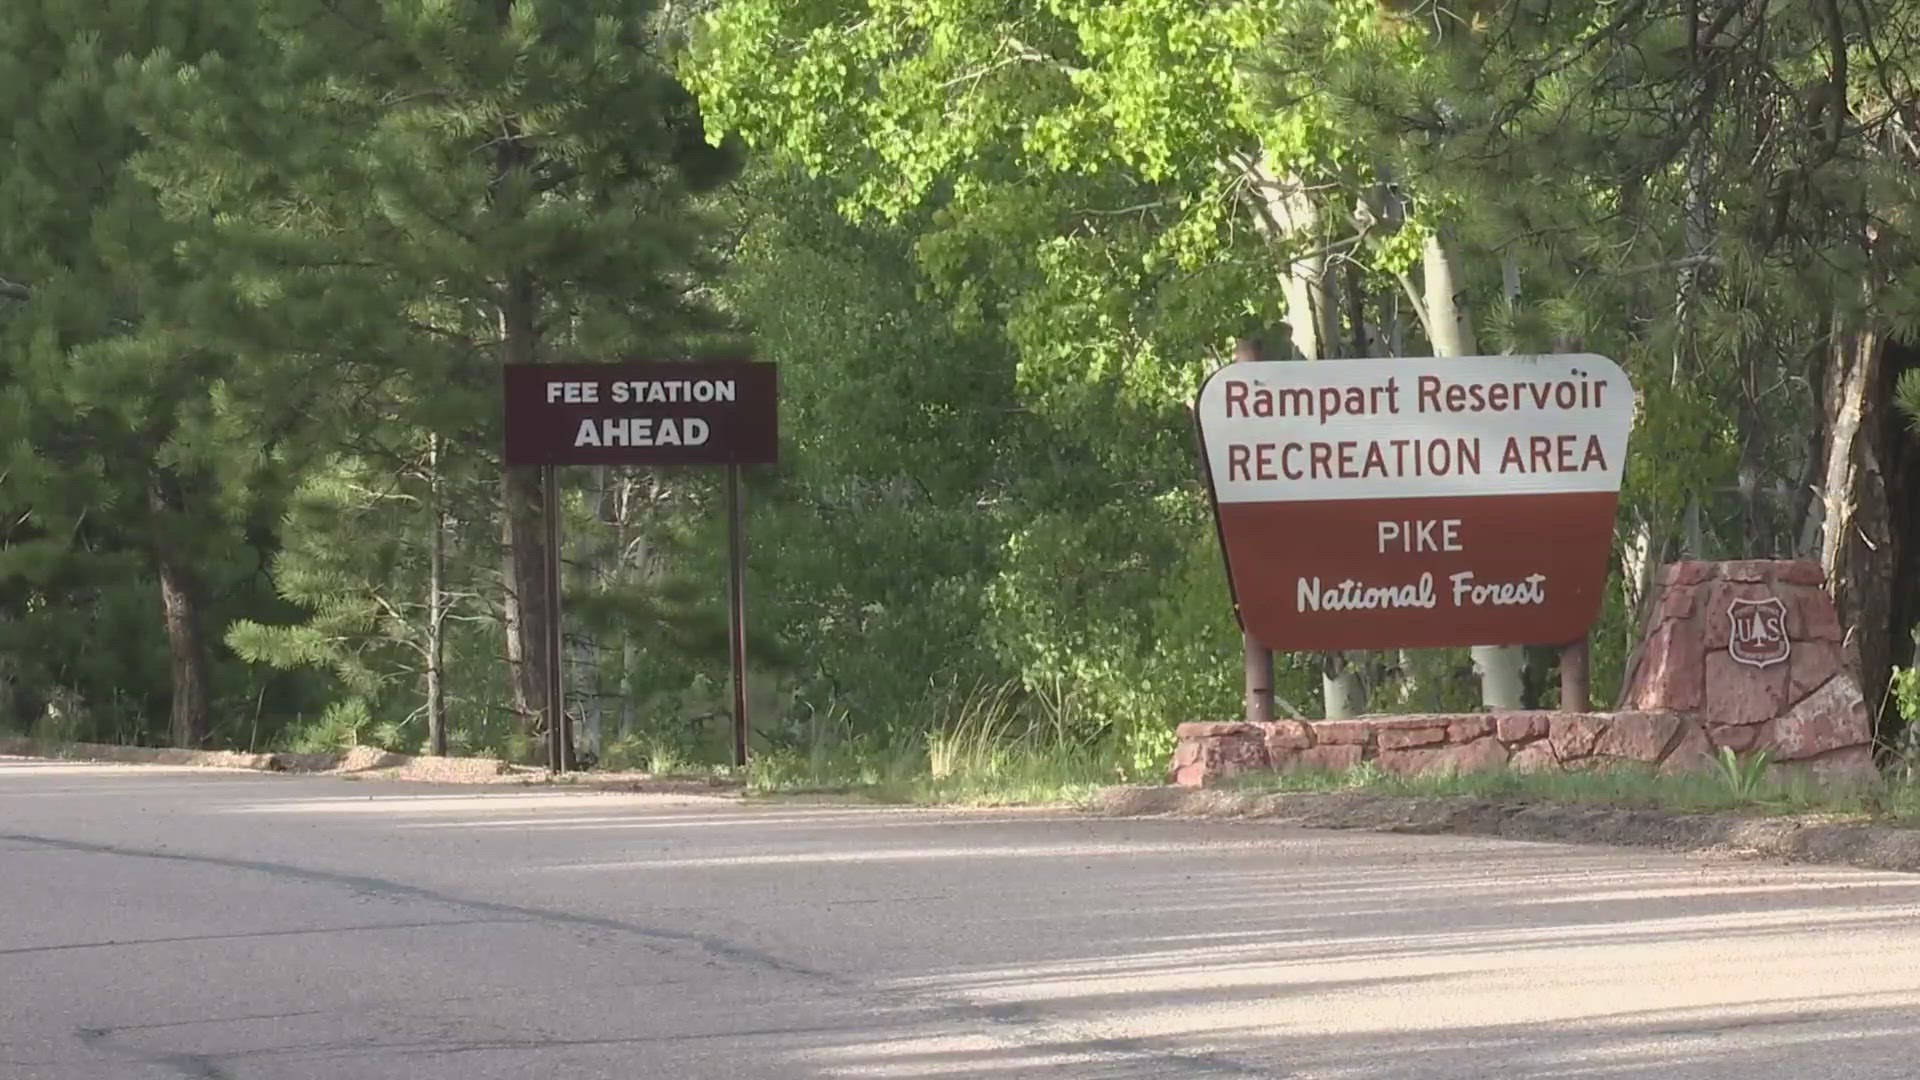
[1195,354,1635,651]
[503,361,777,467]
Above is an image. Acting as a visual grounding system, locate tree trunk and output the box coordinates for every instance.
[0,613,15,731]
[1321,664,1363,720]
[148,473,211,748]
[569,577,602,761]
[1420,234,1526,709]
[487,0,553,761]
[1246,161,1338,362]
[1242,152,1365,717]
[426,434,448,756]
[568,465,623,761]
[1816,321,1894,714]
[499,267,550,759]
[501,470,548,757]
[614,471,638,742]
[1880,343,1920,746]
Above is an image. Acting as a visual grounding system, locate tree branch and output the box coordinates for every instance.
[0,277,30,302]
[1395,270,1438,347]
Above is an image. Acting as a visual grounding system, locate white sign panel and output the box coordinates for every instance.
[1196,354,1636,504]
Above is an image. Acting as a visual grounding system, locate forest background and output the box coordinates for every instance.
[7,0,1920,784]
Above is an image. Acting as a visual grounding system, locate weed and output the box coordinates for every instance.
[1710,747,1774,802]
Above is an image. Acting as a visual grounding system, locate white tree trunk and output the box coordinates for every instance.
[1819,329,1879,576]
[1322,667,1364,721]
[1242,150,1363,717]
[1242,154,1337,360]
[614,473,642,742]
[1423,234,1526,710]
[426,434,447,756]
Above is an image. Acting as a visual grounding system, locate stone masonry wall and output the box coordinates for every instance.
[1171,560,1876,787]
[1618,560,1870,774]
[1170,711,1710,787]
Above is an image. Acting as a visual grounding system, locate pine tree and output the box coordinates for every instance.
[0,0,288,746]
[129,0,739,758]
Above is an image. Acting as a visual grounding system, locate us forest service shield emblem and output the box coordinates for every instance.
[1727,596,1791,669]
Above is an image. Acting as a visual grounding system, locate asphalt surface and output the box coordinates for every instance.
[4,759,1920,1079]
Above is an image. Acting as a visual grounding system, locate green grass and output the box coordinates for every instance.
[745,708,1920,821]
[1218,756,1918,822]
[627,678,1920,825]
[744,677,1129,806]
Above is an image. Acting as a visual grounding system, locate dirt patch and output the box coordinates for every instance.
[0,737,284,772]
[1090,785,1920,874]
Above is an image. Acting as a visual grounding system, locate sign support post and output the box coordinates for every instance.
[1232,336,1275,724]
[727,464,750,768]
[542,463,569,774]
[1560,635,1590,712]
[1242,636,1274,723]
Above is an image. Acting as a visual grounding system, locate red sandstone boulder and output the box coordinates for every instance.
[1767,676,1870,762]
[1496,713,1550,742]
[1509,741,1557,772]
[1548,714,1609,761]
[1295,744,1363,772]
[1378,725,1448,751]
[1658,723,1715,774]
[1448,716,1493,741]
[1703,653,1789,727]
[1263,720,1314,753]
[1170,726,1268,787]
[1623,622,1702,710]
[1379,737,1510,776]
[1592,711,1684,763]
[1787,641,1844,704]
[1782,745,1876,784]
[1713,724,1762,754]
[1315,720,1372,745]
[1795,590,1843,641]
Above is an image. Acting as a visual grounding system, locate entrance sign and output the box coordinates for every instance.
[501,358,778,774]
[1195,354,1635,652]
[504,360,778,467]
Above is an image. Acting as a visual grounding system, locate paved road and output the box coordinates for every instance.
[3,759,1920,1079]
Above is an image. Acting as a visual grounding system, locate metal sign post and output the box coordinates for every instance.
[1230,338,1274,723]
[727,465,749,768]
[503,360,778,774]
[543,463,569,773]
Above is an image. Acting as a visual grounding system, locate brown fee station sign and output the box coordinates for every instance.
[502,359,777,774]
[503,360,777,467]
[1195,353,1635,652]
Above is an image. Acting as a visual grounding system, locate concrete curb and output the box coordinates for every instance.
[1088,785,1920,875]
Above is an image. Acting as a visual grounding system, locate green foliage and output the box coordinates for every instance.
[748,677,1125,803]
[15,0,1920,768]
[1888,661,1920,781]
[1896,369,1920,436]
[1710,748,1775,803]
[0,0,319,745]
